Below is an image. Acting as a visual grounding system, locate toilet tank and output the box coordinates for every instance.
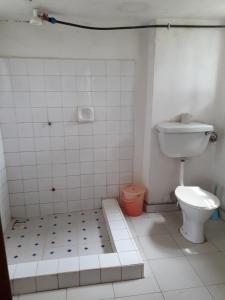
[156,122,214,158]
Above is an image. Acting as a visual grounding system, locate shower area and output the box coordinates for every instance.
[0,58,143,294]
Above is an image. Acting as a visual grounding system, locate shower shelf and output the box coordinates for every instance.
[8,198,144,295]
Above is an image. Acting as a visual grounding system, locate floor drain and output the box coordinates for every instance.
[20,235,24,238]
[82,228,86,231]
[52,232,56,235]
[84,247,88,250]
[50,251,54,255]
[51,241,55,244]
[35,243,39,246]
[68,239,71,242]
[17,245,21,248]
[32,253,36,256]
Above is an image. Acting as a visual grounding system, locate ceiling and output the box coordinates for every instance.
[1,0,225,25]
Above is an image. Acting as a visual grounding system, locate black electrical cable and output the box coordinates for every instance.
[45,16,225,30]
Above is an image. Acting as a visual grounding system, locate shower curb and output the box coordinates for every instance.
[9,198,144,295]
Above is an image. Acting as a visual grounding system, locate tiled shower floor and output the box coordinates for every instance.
[4,209,112,264]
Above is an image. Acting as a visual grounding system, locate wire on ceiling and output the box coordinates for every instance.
[41,14,225,30]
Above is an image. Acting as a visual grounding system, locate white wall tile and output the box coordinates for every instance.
[60,60,76,75]
[62,76,76,91]
[24,191,39,205]
[13,92,30,107]
[44,59,60,75]
[2,58,135,216]
[29,76,45,91]
[91,60,106,75]
[121,60,135,76]
[27,59,44,75]
[0,128,10,231]
[45,76,61,91]
[46,92,62,107]
[12,76,29,91]
[92,77,106,91]
[0,92,13,107]
[75,60,91,76]
[106,60,120,75]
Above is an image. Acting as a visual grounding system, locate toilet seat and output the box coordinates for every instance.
[175,186,220,210]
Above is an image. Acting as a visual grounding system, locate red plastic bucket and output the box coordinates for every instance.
[121,184,146,217]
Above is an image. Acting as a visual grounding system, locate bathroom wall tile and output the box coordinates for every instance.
[106,60,120,75]
[60,60,76,75]
[121,60,135,76]
[27,59,44,75]
[2,58,135,216]
[9,59,27,75]
[91,60,106,75]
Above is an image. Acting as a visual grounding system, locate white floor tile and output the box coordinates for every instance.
[138,234,183,259]
[188,253,225,285]
[162,212,182,234]
[207,283,225,300]
[130,216,167,237]
[115,293,164,300]
[18,289,66,300]
[206,229,225,251]
[172,233,218,255]
[149,256,203,291]
[205,219,225,232]
[67,283,114,300]
[113,277,160,298]
[163,287,213,300]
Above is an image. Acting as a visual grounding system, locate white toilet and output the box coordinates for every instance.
[156,121,220,243]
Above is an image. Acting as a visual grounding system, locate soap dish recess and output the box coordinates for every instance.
[77,106,95,123]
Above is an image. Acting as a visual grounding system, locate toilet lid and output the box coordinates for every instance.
[175,186,220,209]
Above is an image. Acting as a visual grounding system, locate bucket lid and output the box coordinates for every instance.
[123,184,146,195]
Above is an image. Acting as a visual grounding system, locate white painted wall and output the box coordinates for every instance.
[141,21,222,204]
[212,36,225,209]
[133,28,155,184]
[0,22,139,59]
